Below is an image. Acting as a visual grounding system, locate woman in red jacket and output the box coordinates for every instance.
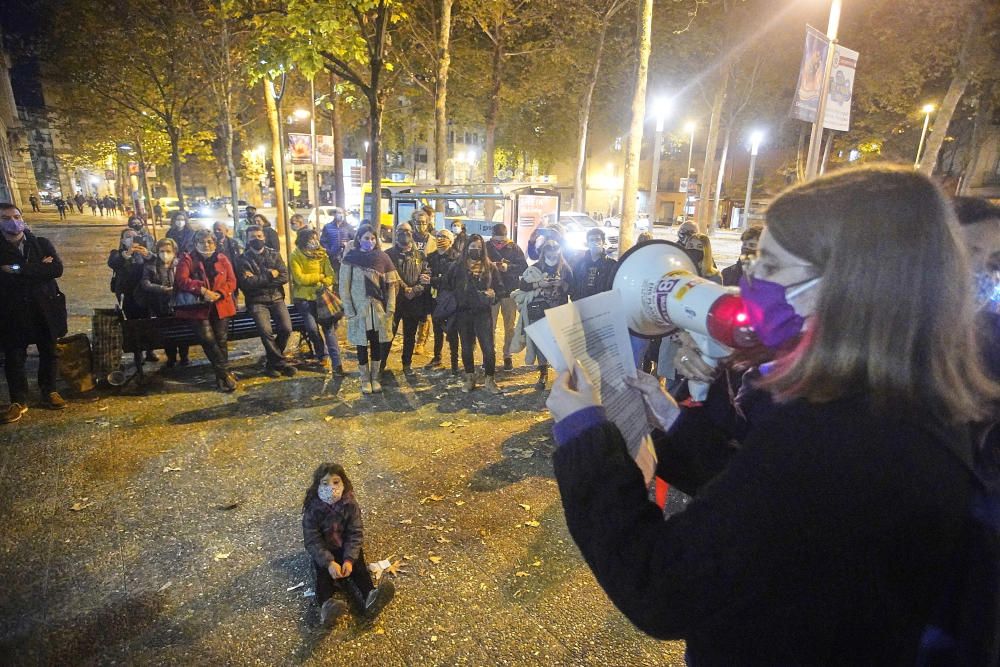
[175,229,239,391]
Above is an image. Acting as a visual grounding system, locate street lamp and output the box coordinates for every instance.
[914,103,935,168]
[683,121,696,222]
[743,131,764,229]
[648,96,673,222]
[292,108,310,121]
[804,0,843,180]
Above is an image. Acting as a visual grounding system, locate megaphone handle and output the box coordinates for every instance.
[686,350,718,402]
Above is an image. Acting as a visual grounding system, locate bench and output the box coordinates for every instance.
[118,307,310,383]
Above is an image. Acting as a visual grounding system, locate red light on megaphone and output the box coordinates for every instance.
[706,293,756,348]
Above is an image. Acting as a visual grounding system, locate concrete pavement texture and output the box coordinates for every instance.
[1,212,742,665]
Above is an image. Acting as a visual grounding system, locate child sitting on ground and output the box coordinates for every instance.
[302,463,394,626]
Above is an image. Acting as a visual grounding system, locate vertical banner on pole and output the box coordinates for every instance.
[791,26,858,132]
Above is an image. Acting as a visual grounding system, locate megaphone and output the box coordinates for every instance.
[613,240,755,399]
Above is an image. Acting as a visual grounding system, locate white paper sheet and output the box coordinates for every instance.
[527,290,657,482]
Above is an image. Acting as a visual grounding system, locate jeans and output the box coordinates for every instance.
[433,318,459,369]
[490,297,517,359]
[248,301,292,368]
[312,546,375,608]
[191,314,230,373]
[357,330,390,367]
[457,312,495,376]
[3,326,59,404]
[392,312,422,367]
[294,299,341,366]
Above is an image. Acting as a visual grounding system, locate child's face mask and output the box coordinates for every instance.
[318,475,345,504]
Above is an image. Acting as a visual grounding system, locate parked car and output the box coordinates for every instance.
[306,206,342,228]
[157,197,182,218]
[603,213,651,232]
[225,199,250,220]
[542,211,619,254]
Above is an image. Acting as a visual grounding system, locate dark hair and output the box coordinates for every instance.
[127,216,143,227]
[295,226,318,250]
[253,213,270,227]
[741,225,763,243]
[492,223,508,236]
[245,224,263,236]
[953,196,1000,227]
[0,202,20,213]
[355,224,381,250]
[455,234,495,288]
[586,227,605,241]
[421,204,434,217]
[760,164,999,424]
[302,463,353,510]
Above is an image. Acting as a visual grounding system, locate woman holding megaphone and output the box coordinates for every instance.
[547,166,999,664]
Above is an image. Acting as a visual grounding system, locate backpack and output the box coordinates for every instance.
[916,425,1000,666]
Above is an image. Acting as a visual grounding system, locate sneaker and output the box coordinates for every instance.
[427,356,441,368]
[503,357,514,371]
[264,367,281,378]
[1,402,28,424]
[279,365,297,377]
[44,392,67,410]
[462,373,476,393]
[484,376,503,395]
[320,598,347,627]
[363,581,395,619]
[218,372,238,392]
[371,377,383,393]
[333,364,346,376]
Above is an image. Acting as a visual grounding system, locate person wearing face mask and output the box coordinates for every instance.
[570,228,617,302]
[175,229,239,391]
[320,207,351,269]
[302,463,394,627]
[252,214,281,251]
[675,220,697,248]
[212,220,243,269]
[125,216,155,250]
[546,166,1000,664]
[486,223,528,371]
[683,233,721,283]
[518,237,573,390]
[0,203,68,421]
[291,227,344,376]
[289,213,308,234]
[386,222,433,375]
[410,211,437,256]
[166,211,196,254]
[340,225,398,394]
[722,225,762,287]
[238,225,295,378]
[139,238,190,368]
[427,229,461,374]
[446,234,503,394]
[108,228,158,362]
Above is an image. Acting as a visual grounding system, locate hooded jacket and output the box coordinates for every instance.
[237,246,288,305]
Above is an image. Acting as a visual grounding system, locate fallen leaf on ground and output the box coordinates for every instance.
[518,503,531,511]
[420,494,444,504]
[533,415,548,422]
[531,559,542,567]
[515,571,529,577]
[428,555,443,564]
[432,448,442,454]
[214,552,231,561]
[399,519,413,524]
[454,500,466,506]
[69,501,93,511]
[438,421,453,428]
[324,416,334,422]
[162,466,183,473]
[524,520,541,528]
[436,536,451,544]
[386,560,405,576]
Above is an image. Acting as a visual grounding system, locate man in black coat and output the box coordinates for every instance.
[486,223,527,370]
[570,227,617,302]
[238,225,295,377]
[721,225,762,287]
[0,203,68,423]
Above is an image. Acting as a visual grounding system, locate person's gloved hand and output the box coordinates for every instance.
[624,371,681,433]
[546,362,601,422]
[671,330,717,383]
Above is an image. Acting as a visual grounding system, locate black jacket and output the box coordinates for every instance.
[0,231,67,345]
[263,226,280,252]
[427,250,455,290]
[166,226,197,254]
[107,248,148,298]
[447,260,502,316]
[721,260,745,287]
[387,244,433,319]
[138,259,179,317]
[486,240,528,297]
[553,386,975,665]
[570,252,617,301]
[237,247,288,305]
[302,494,364,567]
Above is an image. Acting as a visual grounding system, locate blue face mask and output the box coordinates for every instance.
[739,275,820,348]
[360,239,376,252]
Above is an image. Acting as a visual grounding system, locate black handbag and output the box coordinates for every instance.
[433,290,458,324]
[169,290,206,310]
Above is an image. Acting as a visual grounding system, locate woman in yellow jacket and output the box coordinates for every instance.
[290,228,344,375]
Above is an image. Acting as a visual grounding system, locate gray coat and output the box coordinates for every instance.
[339,262,398,346]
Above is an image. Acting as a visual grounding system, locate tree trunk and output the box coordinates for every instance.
[328,73,346,209]
[918,73,969,176]
[698,69,728,233]
[574,17,609,213]
[796,125,807,182]
[219,20,240,243]
[167,127,185,211]
[959,80,995,195]
[434,0,454,185]
[620,0,654,253]
[484,30,503,220]
[711,125,731,231]
[369,92,384,226]
[264,79,287,239]
[134,134,154,234]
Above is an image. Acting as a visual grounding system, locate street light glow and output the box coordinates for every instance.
[684,121,696,134]
[750,130,765,152]
[652,96,673,131]
[922,103,935,114]
[256,144,266,155]
[292,109,310,120]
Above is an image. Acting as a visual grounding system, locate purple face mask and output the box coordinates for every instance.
[738,275,820,348]
[1,218,26,236]
[359,239,376,252]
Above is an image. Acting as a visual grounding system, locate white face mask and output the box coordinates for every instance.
[451,226,462,234]
[158,251,174,263]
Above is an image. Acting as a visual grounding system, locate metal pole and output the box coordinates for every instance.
[915,110,932,168]
[649,128,663,221]
[686,128,695,179]
[310,77,320,229]
[804,0,842,180]
[744,138,760,229]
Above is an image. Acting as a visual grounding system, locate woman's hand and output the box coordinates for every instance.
[623,372,681,433]
[340,560,353,578]
[546,362,601,422]
[671,330,717,383]
[328,561,343,579]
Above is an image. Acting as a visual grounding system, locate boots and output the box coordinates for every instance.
[320,598,346,627]
[216,369,238,392]
[535,365,549,390]
[359,364,373,394]
[462,372,476,393]
[370,365,383,393]
[484,375,502,395]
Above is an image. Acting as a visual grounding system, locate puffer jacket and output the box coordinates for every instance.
[290,247,335,301]
[302,492,364,567]
[138,258,179,316]
[237,247,288,305]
